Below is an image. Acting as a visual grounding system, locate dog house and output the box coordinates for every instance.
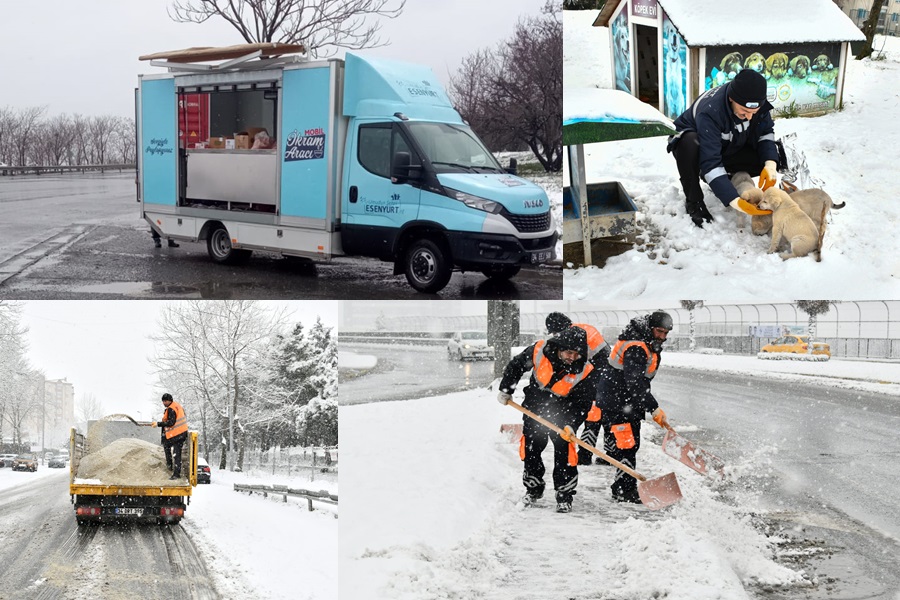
[594,0,865,120]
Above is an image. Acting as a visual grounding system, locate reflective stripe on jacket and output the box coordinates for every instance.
[572,323,609,361]
[163,401,189,440]
[532,340,594,397]
[608,340,659,379]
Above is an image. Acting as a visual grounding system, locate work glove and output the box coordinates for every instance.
[729,197,772,216]
[652,408,670,430]
[560,425,577,443]
[759,160,778,191]
[497,392,512,405]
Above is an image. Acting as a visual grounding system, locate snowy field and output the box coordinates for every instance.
[0,465,337,599]
[339,350,900,599]
[563,9,900,300]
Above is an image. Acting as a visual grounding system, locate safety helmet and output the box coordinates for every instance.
[648,311,674,331]
[161,393,173,402]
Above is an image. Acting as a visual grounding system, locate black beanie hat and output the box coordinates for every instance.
[545,311,572,334]
[729,69,767,108]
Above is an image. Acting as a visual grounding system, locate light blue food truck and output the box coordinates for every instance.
[136,44,557,293]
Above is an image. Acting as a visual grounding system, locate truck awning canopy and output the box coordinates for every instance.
[139,42,306,63]
[563,88,675,146]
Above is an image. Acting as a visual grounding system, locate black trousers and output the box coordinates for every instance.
[603,419,643,499]
[164,434,186,477]
[672,131,764,221]
[522,413,578,503]
[578,419,603,462]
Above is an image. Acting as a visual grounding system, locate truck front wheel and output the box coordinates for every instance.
[404,238,452,293]
[207,225,252,265]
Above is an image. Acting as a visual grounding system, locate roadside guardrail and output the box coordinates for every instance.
[0,164,135,176]
[233,483,338,513]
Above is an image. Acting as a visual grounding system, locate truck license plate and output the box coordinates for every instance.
[530,251,552,264]
[115,508,143,515]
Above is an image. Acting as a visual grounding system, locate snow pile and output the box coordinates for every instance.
[757,352,830,361]
[695,347,724,355]
[338,350,378,370]
[563,9,900,299]
[75,438,178,486]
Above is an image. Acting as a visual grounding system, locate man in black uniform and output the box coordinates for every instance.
[497,326,596,513]
[598,311,672,503]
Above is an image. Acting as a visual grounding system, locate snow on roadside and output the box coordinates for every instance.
[0,464,66,493]
[183,469,337,600]
[339,350,378,370]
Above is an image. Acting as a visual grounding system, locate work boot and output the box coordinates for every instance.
[169,474,180,480]
[577,450,593,466]
[167,239,179,248]
[556,501,572,513]
[521,491,543,506]
[154,238,162,248]
[612,487,642,504]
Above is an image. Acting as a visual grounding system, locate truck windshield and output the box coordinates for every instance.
[406,122,504,174]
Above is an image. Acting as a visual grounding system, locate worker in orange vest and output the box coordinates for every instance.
[598,312,672,503]
[497,326,597,514]
[152,392,189,480]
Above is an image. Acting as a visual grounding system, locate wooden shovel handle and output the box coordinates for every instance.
[507,400,647,482]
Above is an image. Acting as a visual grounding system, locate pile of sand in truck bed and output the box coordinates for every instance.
[75,438,184,486]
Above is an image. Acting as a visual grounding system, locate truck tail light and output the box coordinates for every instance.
[160,507,184,517]
[802,345,808,350]
[76,507,101,516]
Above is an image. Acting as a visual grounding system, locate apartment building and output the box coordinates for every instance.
[837,0,900,35]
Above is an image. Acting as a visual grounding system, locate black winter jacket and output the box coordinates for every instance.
[597,315,662,423]
[667,81,778,205]
[499,326,596,426]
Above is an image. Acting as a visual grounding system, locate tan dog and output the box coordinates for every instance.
[765,53,789,79]
[746,185,846,254]
[758,188,820,260]
[744,52,766,74]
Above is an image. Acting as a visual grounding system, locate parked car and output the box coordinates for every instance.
[0,453,18,468]
[760,335,831,357]
[447,331,495,361]
[12,454,38,472]
[197,458,211,484]
[48,455,67,468]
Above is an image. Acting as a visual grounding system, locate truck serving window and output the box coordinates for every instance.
[358,124,414,179]
[405,123,503,174]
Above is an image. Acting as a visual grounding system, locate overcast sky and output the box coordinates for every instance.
[0,0,549,119]
[20,300,338,421]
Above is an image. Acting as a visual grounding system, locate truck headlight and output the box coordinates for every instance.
[444,187,503,214]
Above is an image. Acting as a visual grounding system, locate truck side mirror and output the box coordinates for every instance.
[506,157,518,175]
[391,151,420,183]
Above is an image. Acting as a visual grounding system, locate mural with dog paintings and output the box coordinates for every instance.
[705,42,842,115]
[661,11,687,120]
[611,8,632,93]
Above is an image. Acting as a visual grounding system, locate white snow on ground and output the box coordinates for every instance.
[339,350,378,370]
[563,9,900,300]
[340,350,897,599]
[0,465,65,492]
[185,468,337,600]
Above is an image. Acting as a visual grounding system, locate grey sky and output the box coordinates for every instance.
[20,300,338,421]
[0,0,550,119]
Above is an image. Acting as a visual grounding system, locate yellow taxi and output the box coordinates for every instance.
[760,335,831,357]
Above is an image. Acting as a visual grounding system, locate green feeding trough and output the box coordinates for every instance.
[564,88,675,266]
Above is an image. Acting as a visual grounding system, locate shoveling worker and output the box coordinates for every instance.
[598,311,673,503]
[666,69,778,228]
[152,393,188,481]
[497,326,597,513]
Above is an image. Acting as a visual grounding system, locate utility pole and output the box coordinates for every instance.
[41,376,46,463]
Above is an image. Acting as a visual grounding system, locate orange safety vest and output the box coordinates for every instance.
[162,400,189,439]
[572,323,609,361]
[608,340,659,379]
[532,340,594,397]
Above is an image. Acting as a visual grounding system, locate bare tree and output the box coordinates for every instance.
[679,301,704,352]
[89,115,117,166]
[449,1,562,171]
[169,0,406,58]
[856,0,886,60]
[76,392,106,423]
[8,107,46,167]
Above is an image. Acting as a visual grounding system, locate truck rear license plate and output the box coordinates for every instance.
[115,508,143,515]
[530,251,552,264]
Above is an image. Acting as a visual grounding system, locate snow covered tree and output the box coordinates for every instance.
[796,301,831,353]
[168,0,406,58]
[0,303,29,447]
[680,301,704,352]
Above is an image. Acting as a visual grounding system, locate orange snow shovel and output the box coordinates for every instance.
[506,400,682,510]
[661,427,725,479]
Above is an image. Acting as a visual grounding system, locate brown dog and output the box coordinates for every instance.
[758,188,820,260]
[744,52,766,74]
[789,55,810,79]
[765,53,789,79]
[745,184,845,257]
